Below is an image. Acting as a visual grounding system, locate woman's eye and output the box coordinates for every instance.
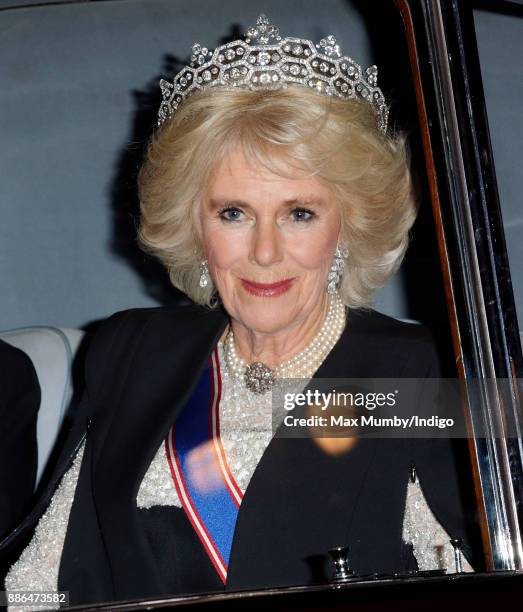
[217,206,315,223]
[218,207,243,222]
[291,207,315,223]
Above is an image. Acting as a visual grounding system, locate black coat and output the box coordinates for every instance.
[0,340,39,540]
[1,303,484,606]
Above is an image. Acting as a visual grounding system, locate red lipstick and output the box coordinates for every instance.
[240,278,295,297]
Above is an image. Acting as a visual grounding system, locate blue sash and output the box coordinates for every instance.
[165,347,243,583]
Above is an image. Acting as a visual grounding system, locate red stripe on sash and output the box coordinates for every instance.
[165,429,228,582]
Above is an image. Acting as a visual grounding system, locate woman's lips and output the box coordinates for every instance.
[240,278,295,297]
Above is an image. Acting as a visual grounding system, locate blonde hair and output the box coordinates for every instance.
[138,86,417,309]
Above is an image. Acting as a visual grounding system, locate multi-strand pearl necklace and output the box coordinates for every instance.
[223,292,347,394]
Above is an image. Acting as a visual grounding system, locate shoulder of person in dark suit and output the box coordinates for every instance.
[0,340,40,540]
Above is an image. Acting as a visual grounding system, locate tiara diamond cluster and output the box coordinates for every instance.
[158,14,388,133]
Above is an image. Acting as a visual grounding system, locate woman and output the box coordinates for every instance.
[3,15,482,608]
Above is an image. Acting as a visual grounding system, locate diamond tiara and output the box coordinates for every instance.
[158,14,389,134]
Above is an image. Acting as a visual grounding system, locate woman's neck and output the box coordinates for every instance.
[226,294,331,369]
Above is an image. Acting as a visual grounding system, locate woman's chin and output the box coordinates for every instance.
[235,303,296,335]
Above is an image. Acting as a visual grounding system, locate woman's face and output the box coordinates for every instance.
[199,149,342,335]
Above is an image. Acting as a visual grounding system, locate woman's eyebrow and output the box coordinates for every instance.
[207,197,325,210]
[207,198,249,210]
[283,197,325,207]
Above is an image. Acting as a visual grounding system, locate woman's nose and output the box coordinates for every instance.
[249,218,283,267]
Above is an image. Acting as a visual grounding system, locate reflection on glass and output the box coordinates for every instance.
[474,7,523,349]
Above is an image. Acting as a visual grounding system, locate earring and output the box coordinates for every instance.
[327,245,349,294]
[199,259,210,288]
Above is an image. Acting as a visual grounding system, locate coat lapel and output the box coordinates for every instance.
[92,306,228,600]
